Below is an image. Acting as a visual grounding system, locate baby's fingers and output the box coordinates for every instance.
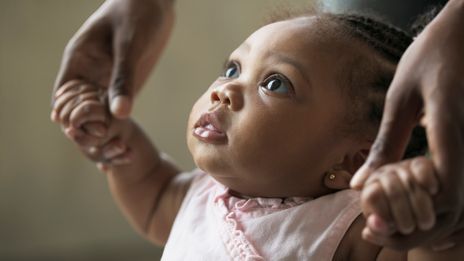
[69,100,108,130]
[372,170,416,235]
[409,182,435,231]
[64,126,101,148]
[52,81,99,120]
[83,122,108,138]
[98,139,132,171]
[102,138,128,160]
[54,91,100,126]
[361,179,395,235]
[409,157,439,195]
[394,158,437,231]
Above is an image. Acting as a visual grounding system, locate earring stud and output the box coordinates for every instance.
[328,173,336,180]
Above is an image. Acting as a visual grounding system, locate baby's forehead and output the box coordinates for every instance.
[240,16,364,75]
[248,17,355,58]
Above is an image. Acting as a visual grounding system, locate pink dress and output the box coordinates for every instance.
[162,170,361,260]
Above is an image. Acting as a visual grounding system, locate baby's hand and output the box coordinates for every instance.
[51,80,109,145]
[360,157,439,244]
[51,80,131,168]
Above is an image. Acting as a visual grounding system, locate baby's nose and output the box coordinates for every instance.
[210,83,243,111]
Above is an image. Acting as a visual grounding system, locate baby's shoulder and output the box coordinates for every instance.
[335,214,379,261]
[336,214,407,261]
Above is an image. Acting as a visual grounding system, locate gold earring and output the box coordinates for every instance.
[328,173,336,181]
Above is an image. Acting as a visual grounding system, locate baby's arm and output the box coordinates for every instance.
[51,80,192,245]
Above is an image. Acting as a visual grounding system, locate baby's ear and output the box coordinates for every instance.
[353,148,369,172]
[324,145,371,190]
[323,170,352,190]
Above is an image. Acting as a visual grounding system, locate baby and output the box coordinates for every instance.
[51,10,462,260]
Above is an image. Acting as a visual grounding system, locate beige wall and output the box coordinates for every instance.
[0,0,314,260]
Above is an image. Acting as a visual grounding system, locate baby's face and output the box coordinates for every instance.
[187,17,358,197]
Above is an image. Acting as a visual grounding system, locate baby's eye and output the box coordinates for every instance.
[223,61,240,79]
[260,74,292,94]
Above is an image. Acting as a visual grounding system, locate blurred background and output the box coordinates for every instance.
[0,0,444,260]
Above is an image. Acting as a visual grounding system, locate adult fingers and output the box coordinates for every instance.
[108,31,136,119]
[426,95,464,217]
[52,43,77,104]
[351,78,421,189]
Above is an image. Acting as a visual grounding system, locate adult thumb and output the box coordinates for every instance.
[108,44,135,119]
[351,84,421,189]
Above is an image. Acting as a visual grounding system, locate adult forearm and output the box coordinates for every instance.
[427,0,464,31]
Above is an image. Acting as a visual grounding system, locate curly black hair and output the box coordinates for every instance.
[268,5,443,158]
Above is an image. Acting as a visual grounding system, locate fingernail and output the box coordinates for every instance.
[111,96,131,118]
[55,86,66,97]
[50,111,57,122]
[362,227,382,246]
[112,156,131,165]
[104,146,124,159]
[350,164,369,188]
[65,127,76,138]
[88,146,98,155]
[88,126,106,138]
[419,215,435,231]
[401,225,415,235]
[367,214,393,235]
[96,163,109,173]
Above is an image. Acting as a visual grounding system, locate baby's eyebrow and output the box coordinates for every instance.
[267,51,310,87]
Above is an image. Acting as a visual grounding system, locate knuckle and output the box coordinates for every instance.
[411,156,429,165]
[81,102,95,114]
[362,183,384,205]
[382,180,403,202]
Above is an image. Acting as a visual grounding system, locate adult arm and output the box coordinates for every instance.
[52,0,175,118]
[351,0,464,249]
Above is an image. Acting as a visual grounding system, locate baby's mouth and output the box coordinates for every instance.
[193,112,227,144]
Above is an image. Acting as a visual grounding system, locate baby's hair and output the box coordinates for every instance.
[332,12,427,159]
[267,5,444,159]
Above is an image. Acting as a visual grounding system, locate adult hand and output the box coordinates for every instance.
[351,0,464,250]
[52,0,175,119]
